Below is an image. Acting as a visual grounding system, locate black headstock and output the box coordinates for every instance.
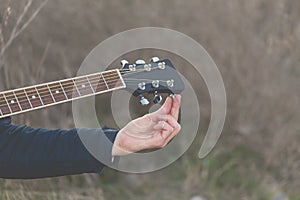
[120,57,185,105]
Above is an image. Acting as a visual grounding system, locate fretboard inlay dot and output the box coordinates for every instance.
[32,96,36,99]
[11,100,15,104]
[56,90,59,93]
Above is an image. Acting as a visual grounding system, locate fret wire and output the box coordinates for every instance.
[59,81,69,100]
[0,108,2,116]
[24,89,33,108]
[72,78,81,97]
[13,91,23,111]
[47,84,56,103]
[100,73,109,89]
[3,93,12,114]
[35,86,44,106]
[86,76,95,94]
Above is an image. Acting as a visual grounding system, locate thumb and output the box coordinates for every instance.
[155,97,172,115]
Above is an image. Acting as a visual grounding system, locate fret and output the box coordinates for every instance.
[25,88,43,108]
[24,89,33,108]
[0,108,2,116]
[100,73,109,90]
[13,91,22,111]
[48,83,67,102]
[74,76,94,96]
[59,81,68,100]
[60,80,80,99]
[0,93,12,115]
[102,70,123,89]
[72,79,81,97]
[47,85,56,103]
[15,89,32,110]
[35,87,44,106]
[89,73,108,93]
[36,85,55,105]
[86,76,95,93]
[4,92,21,113]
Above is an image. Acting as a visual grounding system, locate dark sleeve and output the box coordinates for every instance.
[0,117,119,179]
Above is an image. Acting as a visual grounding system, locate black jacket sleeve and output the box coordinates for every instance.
[0,117,119,179]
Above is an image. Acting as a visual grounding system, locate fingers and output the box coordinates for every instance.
[150,114,181,148]
[170,95,181,121]
[163,123,181,146]
[153,121,174,135]
[155,96,173,115]
[153,95,181,120]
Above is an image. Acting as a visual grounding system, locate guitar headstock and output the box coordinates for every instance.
[120,57,185,105]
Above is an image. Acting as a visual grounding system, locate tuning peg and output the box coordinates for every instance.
[153,92,163,104]
[169,92,175,98]
[139,96,150,106]
[151,57,160,63]
[121,60,129,68]
[135,59,146,65]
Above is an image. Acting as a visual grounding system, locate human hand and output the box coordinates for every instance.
[112,95,181,156]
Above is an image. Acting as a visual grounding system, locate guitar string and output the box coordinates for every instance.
[0,76,168,110]
[0,71,121,99]
[0,66,159,99]
[0,68,167,110]
[0,77,171,111]
[0,76,121,108]
[0,76,169,108]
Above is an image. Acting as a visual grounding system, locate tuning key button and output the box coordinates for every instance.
[157,62,166,69]
[138,82,146,90]
[139,96,150,106]
[169,92,175,98]
[144,64,152,71]
[151,57,160,63]
[129,64,136,71]
[152,80,160,88]
[135,59,146,65]
[121,60,129,67]
[153,93,163,104]
[167,79,174,87]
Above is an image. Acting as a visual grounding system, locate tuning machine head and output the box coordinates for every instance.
[151,57,160,63]
[121,60,129,68]
[135,59,146,65]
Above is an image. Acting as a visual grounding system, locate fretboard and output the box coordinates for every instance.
[0,69,125,119]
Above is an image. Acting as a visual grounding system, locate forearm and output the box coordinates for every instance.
[0,117,118,179]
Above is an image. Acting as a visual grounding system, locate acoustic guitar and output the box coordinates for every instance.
[0,57,185,119]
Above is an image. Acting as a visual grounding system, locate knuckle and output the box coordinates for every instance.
[175,123,181,132]
[143,114,152,122]
[158,140,166,148]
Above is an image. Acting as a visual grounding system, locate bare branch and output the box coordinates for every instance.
[1,0,49,56]
[4,2,12,26]
[0,26,4,54]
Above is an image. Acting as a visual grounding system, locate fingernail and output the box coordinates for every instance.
[176,95,181,101]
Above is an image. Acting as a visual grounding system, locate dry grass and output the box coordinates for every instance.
[0,0,299,199]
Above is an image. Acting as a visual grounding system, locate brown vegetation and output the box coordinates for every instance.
[0,0,299,199]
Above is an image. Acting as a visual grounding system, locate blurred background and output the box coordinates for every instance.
[0,0,300,199]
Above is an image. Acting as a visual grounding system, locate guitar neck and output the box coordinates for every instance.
[0,69,126,119]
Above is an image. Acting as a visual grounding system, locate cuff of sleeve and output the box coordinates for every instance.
[102,126,120,166]
[77,126,120,169]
